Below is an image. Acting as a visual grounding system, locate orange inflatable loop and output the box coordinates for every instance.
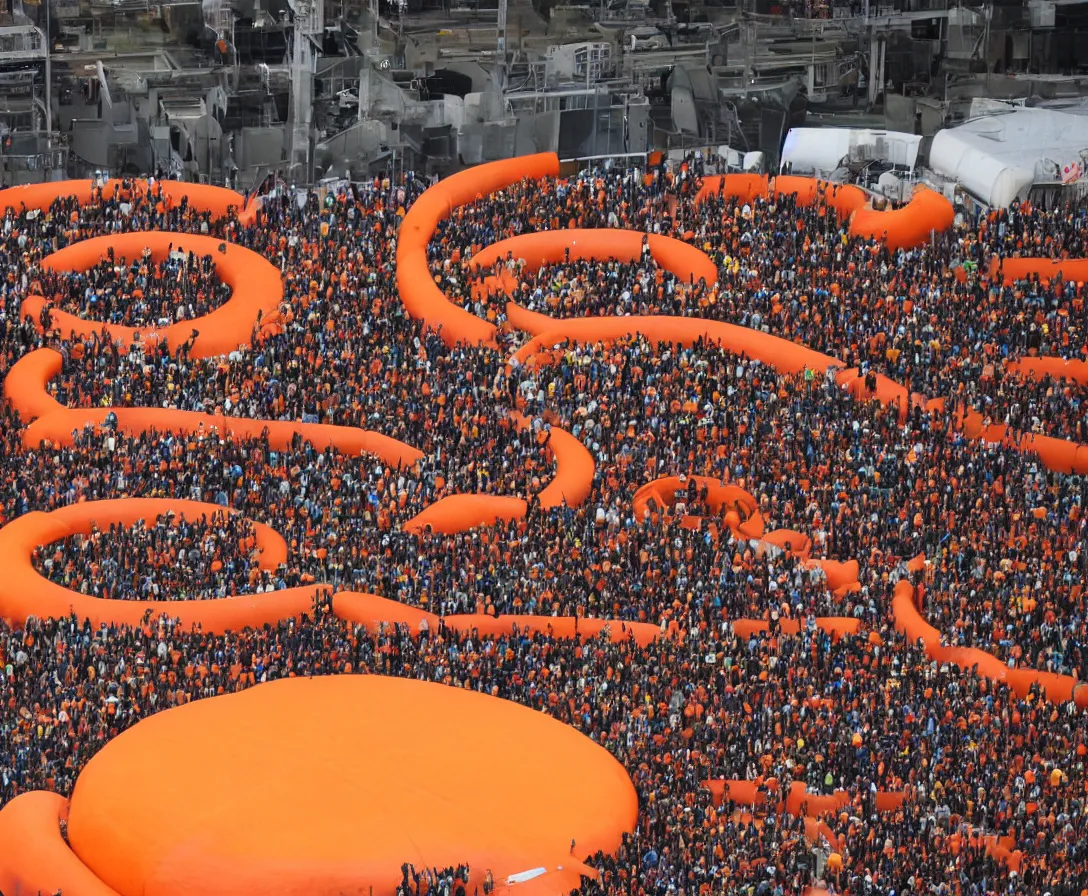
[0,178,259,225]
[61,675,637,896]
[891,576,1088,709]
[396,153,560,347]
[0,498,329,634]
[469,230,719,298]
[693,174,953,251]
[24,232,284,359]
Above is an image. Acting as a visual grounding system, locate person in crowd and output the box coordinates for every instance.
[0,165,1086,896]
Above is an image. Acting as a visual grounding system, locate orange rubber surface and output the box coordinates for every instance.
[23,231,283,358]
[65,675,637,896]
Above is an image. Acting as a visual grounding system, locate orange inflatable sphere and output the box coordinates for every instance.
[66,676,637,896]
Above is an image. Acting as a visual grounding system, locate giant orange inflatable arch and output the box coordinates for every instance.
[0,498,329,633]
[22,231,284,359]
[0,178,260,225]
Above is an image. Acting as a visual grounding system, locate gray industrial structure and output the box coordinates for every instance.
[1,0,1088,190]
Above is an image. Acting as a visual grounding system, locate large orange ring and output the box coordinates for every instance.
[0,498,327,633]
[22,232,283,358]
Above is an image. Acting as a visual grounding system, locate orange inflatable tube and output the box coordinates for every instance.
[23,231,283,359]
[403,413,593,534]
[509,313,843,377]
[510,411,595,509]
[470,229,719,293]
[891,576,1088,708]
[25,405,423,467]
[695,174,953,250]
[1005,355,1088,383]
[0,498,329,633]
[958,406,1088,476]
[5,347,423,468]
[986,254,1088,286]
[0,791,121,896]
[402,493,528,535]
[0,178,259,225]
[3,345,64,422]
[396,153,560,347]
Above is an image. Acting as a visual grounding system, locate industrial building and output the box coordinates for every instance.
[1,0,1088,203]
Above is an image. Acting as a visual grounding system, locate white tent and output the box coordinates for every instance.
[929,108,1088,208]
[780,128,922,177]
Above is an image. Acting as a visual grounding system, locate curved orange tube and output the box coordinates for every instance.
[331,591,441,631]
[3,346,64,422]
[396,153,560,347]
[891,576,1088,708]
[24,231,284,359]
[0,498,329,633]
[402,493,529,535]
[695,174,953,251]
[987,254,1088,286]
[24,406,422,468]
[959,407,1088,475]
[398,159,951,350]
[0,791,122,896]
[403,413,593,534]
[0,178,259,225]
[4,347,422,468]
[470,229,719,293]
[509,314,843,377]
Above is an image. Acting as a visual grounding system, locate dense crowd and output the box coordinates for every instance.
[36,250,230,328]
[0,168,1087,896]
[36,510,272,600]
